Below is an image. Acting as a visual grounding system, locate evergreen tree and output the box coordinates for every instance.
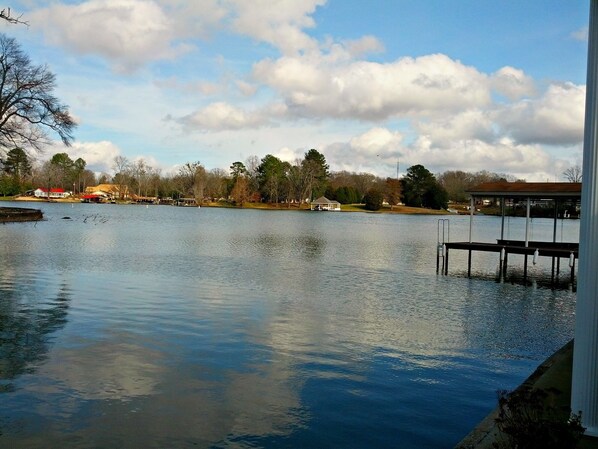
[258,154,287,203]
[50,152,75,189]
[364,188,383,211]
[401,164,448,210]
[3,147,31,181]
[301,149,329,200]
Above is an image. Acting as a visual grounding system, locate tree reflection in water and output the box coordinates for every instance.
[0,277,70,393]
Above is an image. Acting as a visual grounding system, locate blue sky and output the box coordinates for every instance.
[1,0,590,181]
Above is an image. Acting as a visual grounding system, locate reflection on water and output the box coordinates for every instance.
[0,272,70,392]
[0,203,578,448]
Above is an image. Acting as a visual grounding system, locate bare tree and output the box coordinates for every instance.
[0,8,28,25]
[563,165,582,183]
[131,158,148,196]
[206,168,227,200]
[147,166,161,197]
[177,161,207,202]
[112,155,131,199]
[0,34,75,152]
[244,155,260,197]
[230,175,249,205]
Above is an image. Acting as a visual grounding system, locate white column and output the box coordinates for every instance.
[572,0,598,436]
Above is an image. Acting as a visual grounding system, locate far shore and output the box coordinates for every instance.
[0,195,451,215]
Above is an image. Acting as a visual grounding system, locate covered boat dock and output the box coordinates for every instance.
[439,181,581,282]
[310,196,341,211]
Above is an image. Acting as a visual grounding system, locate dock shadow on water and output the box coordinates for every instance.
[439,262,578,294]
[449,266,577,292]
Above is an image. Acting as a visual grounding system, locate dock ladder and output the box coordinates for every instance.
[437,219,450,274]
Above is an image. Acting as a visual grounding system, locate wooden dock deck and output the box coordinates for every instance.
[441,240,578,281]
[437,182,581,284]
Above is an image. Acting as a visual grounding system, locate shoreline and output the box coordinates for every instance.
[1,196,450,215]
[455,340,598,449]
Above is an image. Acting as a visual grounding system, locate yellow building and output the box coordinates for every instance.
[84,184,129,200]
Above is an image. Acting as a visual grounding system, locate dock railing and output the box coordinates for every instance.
[436,219,450,274]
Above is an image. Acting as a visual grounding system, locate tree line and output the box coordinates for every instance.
[0,146,530,211]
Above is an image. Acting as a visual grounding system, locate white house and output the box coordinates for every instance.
[34,188,71,199]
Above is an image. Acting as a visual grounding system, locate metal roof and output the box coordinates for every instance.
[311,196,341,205]
[467,182,582,199]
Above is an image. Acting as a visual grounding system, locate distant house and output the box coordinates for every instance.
[34,188,71,199]
[84,184,129,200]
[310,196,341,211]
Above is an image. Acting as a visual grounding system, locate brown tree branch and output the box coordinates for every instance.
[0,8,28,26]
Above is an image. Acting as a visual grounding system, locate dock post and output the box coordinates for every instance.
[499,247,506,280]
[502,251,508,278]
[523,254,528,281]
[467,250,472,277]
[551,200,559,284]
[557,256,561,275]
[444,247,449,275]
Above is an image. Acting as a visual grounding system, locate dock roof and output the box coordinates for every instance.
[311,196,340,205]
[467,181,582,199]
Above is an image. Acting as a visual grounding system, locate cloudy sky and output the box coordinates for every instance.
[2,0,590,180]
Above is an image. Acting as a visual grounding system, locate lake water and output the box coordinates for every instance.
[0,202,579,448]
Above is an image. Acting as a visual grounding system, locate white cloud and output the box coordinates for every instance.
[45,140,122,173]
[154,77,224,96]
[571,26,589,41]
[407,135,567,181]
[496,82,585,145]
[28,0,328,69]
[320,125,573,182]
[404,136,553,174]
[253,53,491,120]
[236,80,259,97]
[179,102,275,131]
[416,109,495,146]
[29,0,193,72]
[273,146,302,163]
[349,127,403,157]
[157,0,228,38]
[343,36,385,58]
[491,66,536,100]
[322,127,403,174]
[229,0,326,55]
